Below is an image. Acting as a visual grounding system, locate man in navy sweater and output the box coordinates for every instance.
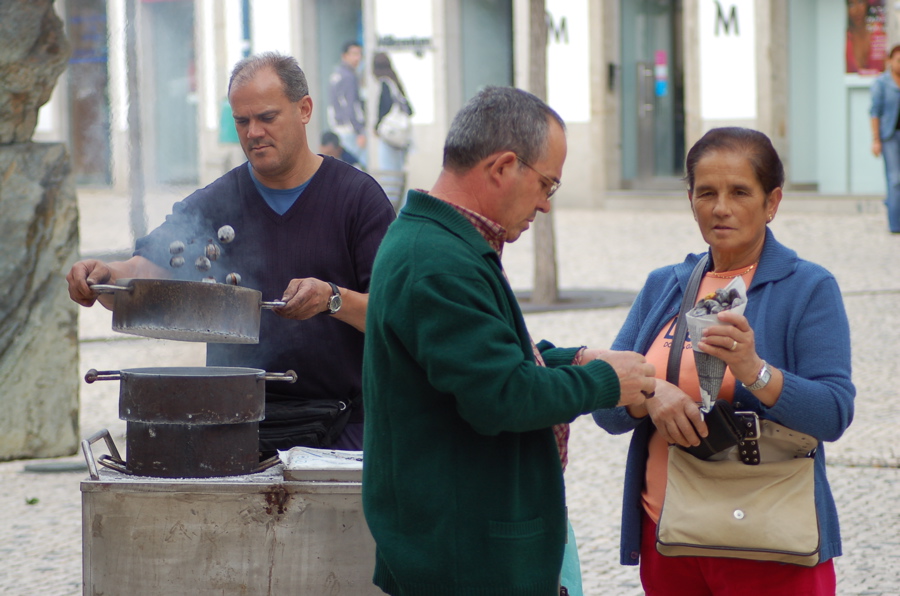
[67,52,395,454]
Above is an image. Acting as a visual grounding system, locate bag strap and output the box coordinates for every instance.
[380,77,406,106]
[666,254,709,385]
[665,255,769,466]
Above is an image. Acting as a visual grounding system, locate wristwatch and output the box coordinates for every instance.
[745,361,771,391]
[325,282,342,315]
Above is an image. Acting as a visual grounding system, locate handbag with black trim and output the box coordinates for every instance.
[653,255,822,567]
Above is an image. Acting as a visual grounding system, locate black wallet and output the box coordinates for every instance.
[682,400,752,460]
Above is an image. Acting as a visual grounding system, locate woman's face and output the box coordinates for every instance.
[889,51,900,76]
[689,150,781,263]
[848,0,867,26]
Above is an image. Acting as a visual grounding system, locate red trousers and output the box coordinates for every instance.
[640,512,836,596]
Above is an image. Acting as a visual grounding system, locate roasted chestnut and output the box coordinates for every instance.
[195,256,212,272]
[206,243,221,261]
[217,225,235,244]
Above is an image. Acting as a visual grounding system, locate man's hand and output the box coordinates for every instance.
[66,256,169,309]
[872,139,882,158]
[276,278,331,320]
[66,259,113,307]
[277,278,368,332]
[590,350,656,408]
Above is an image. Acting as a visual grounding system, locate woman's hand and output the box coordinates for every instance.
[696,309,784,406]
[696,309,762,383]
[631,380,707,447]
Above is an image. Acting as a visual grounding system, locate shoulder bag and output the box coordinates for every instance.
[376,78,412,150]
[654,255,822,567]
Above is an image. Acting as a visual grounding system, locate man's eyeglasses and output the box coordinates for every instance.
[516,155,561,199]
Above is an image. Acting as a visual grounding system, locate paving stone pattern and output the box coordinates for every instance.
[1,190,898,595]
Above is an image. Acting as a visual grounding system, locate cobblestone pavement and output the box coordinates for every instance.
[1,189,899,595]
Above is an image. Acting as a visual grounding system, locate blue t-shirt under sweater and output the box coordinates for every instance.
[248,163,309,215]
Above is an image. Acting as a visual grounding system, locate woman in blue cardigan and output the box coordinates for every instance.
[593,127,855,595]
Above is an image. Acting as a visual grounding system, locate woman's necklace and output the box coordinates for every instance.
[707,262,758,279]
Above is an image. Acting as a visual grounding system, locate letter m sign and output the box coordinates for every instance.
[714,0,739,36]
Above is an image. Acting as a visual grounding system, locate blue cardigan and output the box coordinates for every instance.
[593,229,855,566]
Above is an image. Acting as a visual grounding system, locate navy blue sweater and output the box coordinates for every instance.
[134,157,395,423]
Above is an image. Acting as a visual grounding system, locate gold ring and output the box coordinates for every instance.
[730,339,738,351]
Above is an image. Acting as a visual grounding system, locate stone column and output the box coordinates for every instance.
[0,0,79,459]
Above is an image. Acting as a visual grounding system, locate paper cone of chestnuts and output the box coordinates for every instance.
[685,276,748,409]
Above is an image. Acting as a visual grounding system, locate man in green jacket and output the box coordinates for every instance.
[362,86,655,595]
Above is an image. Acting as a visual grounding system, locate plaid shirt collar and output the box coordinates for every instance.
[438,199,507,257]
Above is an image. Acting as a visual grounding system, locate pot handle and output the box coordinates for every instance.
[265,370,298,383]
[252,455,282,474]
[261,300,286,309]
[81,428,124,480]
[84,369,122,383]
[90,283,131,294]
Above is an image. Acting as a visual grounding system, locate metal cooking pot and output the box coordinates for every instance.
[85,367,296,477]
[91,278,285,343]
[85,366,297,424]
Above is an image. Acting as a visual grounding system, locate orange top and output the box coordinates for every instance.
[641,267,757,523]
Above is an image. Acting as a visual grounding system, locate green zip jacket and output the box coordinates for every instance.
[362,190,623,595]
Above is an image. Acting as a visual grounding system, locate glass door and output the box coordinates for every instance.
[67,0,111,185]
[316,0,363,135]
[460,0,513,104]
[621,0,684,189]
[147,0,198,186]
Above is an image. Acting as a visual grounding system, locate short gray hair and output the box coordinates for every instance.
[443,86,565,172]
[228,52,309,102]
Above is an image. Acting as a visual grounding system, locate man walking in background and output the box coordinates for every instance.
[328,41,367,169]
[870,44,900,234]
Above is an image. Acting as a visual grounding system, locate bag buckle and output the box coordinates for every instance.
[735,411,760,441]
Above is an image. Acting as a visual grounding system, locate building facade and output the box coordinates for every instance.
[36,0,898,207]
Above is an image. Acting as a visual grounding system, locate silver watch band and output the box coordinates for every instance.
[745,361,771,391]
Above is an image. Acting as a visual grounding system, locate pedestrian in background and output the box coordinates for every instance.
[594,127,854,595]
[319,130,359,167]
[870,43,900,233]
[362,85,656,595]
[328,41,367,169]
[373,51,413,209]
